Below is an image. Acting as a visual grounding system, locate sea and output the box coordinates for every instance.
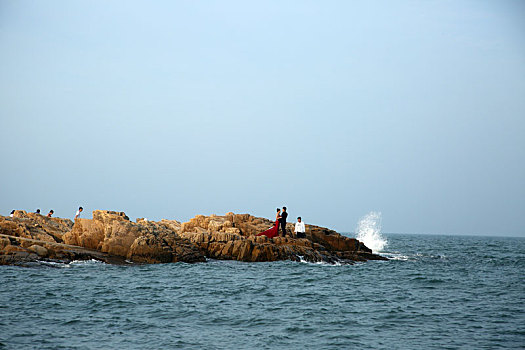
[1,227,524,349]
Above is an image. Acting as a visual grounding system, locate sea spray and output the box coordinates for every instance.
[356,212,387,252]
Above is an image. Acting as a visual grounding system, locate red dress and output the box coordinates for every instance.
[257,218,280,238]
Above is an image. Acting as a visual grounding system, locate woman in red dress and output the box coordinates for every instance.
[257,208,281,238]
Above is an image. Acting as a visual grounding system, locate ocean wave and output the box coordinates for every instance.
[356,211,387,253]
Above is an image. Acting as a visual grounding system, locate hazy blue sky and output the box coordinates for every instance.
[1,1,524,236]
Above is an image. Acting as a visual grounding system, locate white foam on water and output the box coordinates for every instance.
[35,260,71,268]
[69,259,105,265]
[382,253,410,261]
[297,256,342,266]
[33,259,105,268]
[356,211,387,253]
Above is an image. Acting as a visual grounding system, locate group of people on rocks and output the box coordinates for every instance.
[8,206,308,239]
[9,207,84,219]
[257,206,307,239]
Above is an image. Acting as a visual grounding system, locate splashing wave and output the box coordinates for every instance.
[356,211,387,252]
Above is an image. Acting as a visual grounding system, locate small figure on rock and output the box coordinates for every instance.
[280,206,288,237]
[9,210,15,218]
[47,210,54,218]
[75,207,83,219]
[35,209,41,214]
[257,208,281,239]
[295,217,306,238]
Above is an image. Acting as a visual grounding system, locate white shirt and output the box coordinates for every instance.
[295,222,305,233]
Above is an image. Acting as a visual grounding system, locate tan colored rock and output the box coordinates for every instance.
[207,242,225,259]
[220,241,235,257]
[64,210,146,257]
[99,220,142,257]
[0,210,384,265]
[178,212,385,263]
[182,232,210,244]
[0,236,10,249]
[158,219,181,233]
[250,244,274,262]
[208,220,222,232]
[0,233,130,265]
[254,235,269,244]
[127,233,205,264]
[27,245,48,257]
[3,244,26,253]
[127,234,173,263]
[63,210,206,263]
[231,240,245,258]
[237,240,254,261]
[224,227,241,235]
[0,211,72,243]
[63,218,105,250]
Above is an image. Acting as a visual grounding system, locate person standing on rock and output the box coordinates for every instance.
[47,210,54,218]
[295,217,306,238]
[9,210,15,218]
[256,208,281,239]
[280,206,288,237]
[75,207,83,219]
[35,209,41,214]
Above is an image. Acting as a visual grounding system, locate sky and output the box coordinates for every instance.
[1,0,524,236]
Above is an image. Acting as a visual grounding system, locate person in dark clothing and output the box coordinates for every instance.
[280,206,288,237]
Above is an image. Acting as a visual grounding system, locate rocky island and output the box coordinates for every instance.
[0,210,387,266]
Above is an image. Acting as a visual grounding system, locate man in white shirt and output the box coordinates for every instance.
[75,206,83,219]
[294,217,306,238]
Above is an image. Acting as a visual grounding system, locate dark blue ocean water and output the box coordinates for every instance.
[1,234,524,349]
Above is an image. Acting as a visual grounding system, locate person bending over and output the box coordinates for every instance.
[75,207,83,219]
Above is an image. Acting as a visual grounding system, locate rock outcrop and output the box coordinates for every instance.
[178,213,385,263]
[0,233,127,266]
[0,210,72,243]
[62,210,205,264]
[1,210,386,266]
